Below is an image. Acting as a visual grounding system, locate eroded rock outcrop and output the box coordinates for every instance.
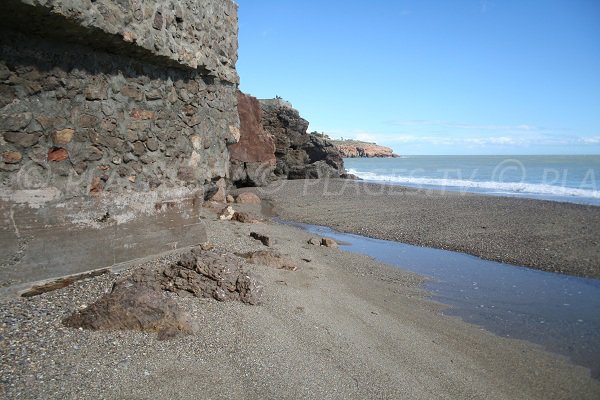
[331,140,399,158]
[63,281,193,340]
[259,99,345,180]
[63,247,264,339]
[228,92,276,186]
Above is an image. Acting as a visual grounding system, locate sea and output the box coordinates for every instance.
[344,155,600,206]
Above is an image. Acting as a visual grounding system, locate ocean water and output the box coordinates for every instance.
[344,155,600,205]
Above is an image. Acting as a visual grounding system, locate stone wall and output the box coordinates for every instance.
[0,0,239,293]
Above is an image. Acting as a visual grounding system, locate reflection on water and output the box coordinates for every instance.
[284,220,600,379]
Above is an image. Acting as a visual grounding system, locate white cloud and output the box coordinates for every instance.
[580,136,600,144]
[387,120,545,133]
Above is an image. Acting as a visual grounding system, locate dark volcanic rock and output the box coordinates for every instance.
[63,281,193,340]
[63,247,264,339]
[138,247,265,305]
[259,98,345,180]
[250,232,271,246]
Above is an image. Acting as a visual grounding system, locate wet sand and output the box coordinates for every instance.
[261,179,600,279]
[1,199,599,399]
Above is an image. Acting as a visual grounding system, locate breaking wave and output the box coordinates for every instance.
[347,169,600,200]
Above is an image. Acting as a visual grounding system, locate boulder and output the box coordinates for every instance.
[232,211,259,223]
[62,281,192,340]
[235,192,261,204]
[307,238,321,246]
[250,232,271,246]
[321,238,338,248]
[218,205,235,220]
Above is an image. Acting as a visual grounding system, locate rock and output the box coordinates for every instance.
[228,92,276,186]
[236,272,263,305]
[132,141,146,156]
[62,281,192,340]
[250,232,270,246]
[2,112,32,131]
[259,98,345,180]
[84,146,104,161]
[226,194,235,203]
[131,110,156,120]
[218,206,235,220]
[146,138,159,152]
[307,238,321,246]
[340,173,361,180]
[152,9,164,30]
[200,243,215,251]
[4,132,40,147]
[232,212,259,223]
[321,238,338,248]
[235,192,261,204]
[206,178,226,202]
[120,84,144,101]
[89,176,103,194]
[78,114,99,128]
[122,31,137,43]
[47,147,69,162]
[52,128,74,145]
[2,151,23,164]
[84,80,108,100]
[239,250,298,271]
[163,248,263,304]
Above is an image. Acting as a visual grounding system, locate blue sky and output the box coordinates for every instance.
[235,0,600,155]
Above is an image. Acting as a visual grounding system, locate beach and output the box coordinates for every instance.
[1,192,599,399]
[261,179,600,279]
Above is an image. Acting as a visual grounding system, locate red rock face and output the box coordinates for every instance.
[229,92,276,163]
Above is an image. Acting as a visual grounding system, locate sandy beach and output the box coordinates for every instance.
[261,179,600,279]
[1,193,599,399]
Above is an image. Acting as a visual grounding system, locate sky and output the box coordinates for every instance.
[235,0,600,155]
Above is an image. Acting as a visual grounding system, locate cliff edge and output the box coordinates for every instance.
[331,140,399,158]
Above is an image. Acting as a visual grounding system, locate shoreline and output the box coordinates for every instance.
[261,179,600,279]
[1,200,599,398]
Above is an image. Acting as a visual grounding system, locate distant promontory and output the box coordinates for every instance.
[328,139,399,158]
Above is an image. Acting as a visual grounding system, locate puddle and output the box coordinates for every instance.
[283,220,600,379]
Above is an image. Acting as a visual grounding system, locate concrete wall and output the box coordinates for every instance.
[0,0,239,294]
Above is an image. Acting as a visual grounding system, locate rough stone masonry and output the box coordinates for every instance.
[0,0,240,293]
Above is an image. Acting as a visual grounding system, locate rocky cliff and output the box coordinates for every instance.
[260,98,344,180]
[331,140,399,158]
[0,0,240,290]
[229,95,345,185]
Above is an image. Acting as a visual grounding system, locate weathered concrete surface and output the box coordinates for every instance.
[0,189,208,293]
